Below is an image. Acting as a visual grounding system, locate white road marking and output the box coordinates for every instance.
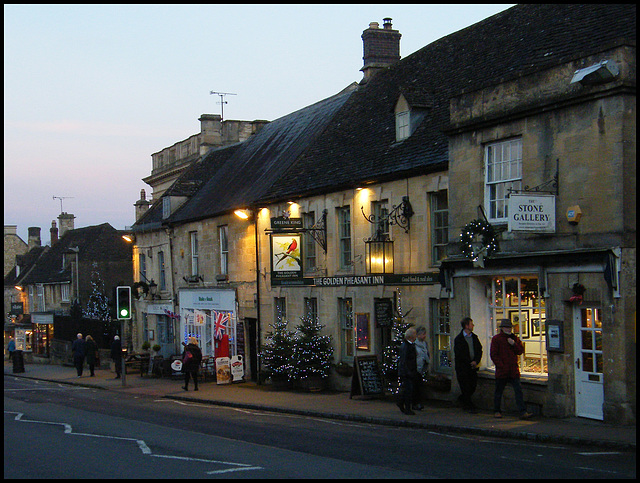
[4,410,262,474]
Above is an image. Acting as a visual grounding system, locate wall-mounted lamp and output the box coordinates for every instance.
[122,234,134,243]
[148,279,159,300]
[14,285,23,292]
[365,230,394,275]
[234,209,252,220]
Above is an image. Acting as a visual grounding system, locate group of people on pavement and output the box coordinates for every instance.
[70,333,122,379]
[68,332,201,390]
[396,316,533,419]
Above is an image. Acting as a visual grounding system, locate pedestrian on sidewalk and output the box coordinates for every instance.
[490,319,533,420]
[111,335,122,379]
[181,337,202,391]
[397,327,417,415]
[71,333,86,377]
[85,335,98,377]
[7,337,16,362]
[413,326,430,411]
[454,317,483,413]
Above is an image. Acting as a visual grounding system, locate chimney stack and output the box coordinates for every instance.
[135,189,151,221]
[360,17,401,83]
[28,227,41,249]
[50,220,59,245]
[58,212,75,238]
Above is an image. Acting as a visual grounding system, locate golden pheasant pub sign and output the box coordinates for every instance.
[270,217,303,281]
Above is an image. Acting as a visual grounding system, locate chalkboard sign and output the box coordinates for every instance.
[350,355,384,398]
[374,299,393,327]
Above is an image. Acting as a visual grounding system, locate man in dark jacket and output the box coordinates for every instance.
[490,319,532,419]
[71,333,86,377]
[453,317,483,413]
[396,327,418,415]
[110,335,122,379]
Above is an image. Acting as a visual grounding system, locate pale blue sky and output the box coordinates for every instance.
[4,4,513,243]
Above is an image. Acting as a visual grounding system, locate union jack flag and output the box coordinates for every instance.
[213,311,230,340]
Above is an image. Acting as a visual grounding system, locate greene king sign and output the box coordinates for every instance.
[508,194,556,233]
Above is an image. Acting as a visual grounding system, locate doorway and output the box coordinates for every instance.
[573,307,604,420]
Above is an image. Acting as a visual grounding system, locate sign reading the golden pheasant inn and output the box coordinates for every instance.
[508,194,556,233]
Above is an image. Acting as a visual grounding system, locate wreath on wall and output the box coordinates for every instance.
[459,219,499,260]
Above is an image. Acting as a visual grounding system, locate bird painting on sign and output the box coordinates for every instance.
[272,234,301,271]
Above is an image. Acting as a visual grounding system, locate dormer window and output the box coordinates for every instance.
[394,93,427,142]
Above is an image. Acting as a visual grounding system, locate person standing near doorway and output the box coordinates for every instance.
[454,317,483,413]
[490,318,533,419]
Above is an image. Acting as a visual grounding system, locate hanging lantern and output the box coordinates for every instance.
[365,233,394,274]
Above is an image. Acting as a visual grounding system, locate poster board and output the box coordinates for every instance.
[350,355,384,398]
[216,357,231,384]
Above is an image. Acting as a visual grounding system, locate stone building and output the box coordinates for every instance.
[127,5,634,423]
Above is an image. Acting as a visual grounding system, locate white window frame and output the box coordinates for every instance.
[484,138,522,223]
[61,283,70,302]
[429,190,449,265]
[395,110,410,141]
[190,231,199,276]
[219,225,228,275]
[337,207,352,269]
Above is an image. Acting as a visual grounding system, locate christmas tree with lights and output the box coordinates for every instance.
[290,314,334,383]
[260,319,295,382]
[84,263,110,322]
[381,290,414,393]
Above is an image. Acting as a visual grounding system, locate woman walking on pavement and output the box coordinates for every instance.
[181,337,202,391]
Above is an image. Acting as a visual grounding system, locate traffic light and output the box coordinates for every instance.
[116,286,132,320]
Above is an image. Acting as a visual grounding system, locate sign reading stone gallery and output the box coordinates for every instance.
[508,194,556,233]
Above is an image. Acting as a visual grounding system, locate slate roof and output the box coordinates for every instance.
[264,3,636,202]
[20,223,131,285]
[4,245,48,287]
[162,83,357,224]
[132,142,243,229]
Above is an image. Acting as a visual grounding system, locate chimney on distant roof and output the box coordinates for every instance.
[360,17,401,83]
[50,220,59,245]
[135,189,151,221]
[28,227,41,249]
[58,212,75,238]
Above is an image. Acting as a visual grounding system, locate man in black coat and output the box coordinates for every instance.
[110,335,122,379]
[397,327,418,415]
[71,333,86,377]
[454,317,483,413]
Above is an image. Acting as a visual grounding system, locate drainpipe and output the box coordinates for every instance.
[254,212,262,384]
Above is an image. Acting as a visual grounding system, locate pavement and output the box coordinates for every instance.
[4,360,635,451]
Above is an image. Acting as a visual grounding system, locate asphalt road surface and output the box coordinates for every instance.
[4,376,636,479]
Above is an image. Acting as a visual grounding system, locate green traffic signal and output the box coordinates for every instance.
[116,286,131,320]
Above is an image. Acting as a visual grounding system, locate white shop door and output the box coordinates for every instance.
[573,307,604,420]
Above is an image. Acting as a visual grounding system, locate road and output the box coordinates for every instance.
[4,376,636,479]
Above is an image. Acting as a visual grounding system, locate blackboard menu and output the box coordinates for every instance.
[374,299,393,327]
[350,355,384,398]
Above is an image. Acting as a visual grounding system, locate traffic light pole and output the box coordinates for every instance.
[121,318,126,386]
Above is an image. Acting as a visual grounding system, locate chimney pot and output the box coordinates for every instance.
[383,18,392,29]
[369,22,379,29]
